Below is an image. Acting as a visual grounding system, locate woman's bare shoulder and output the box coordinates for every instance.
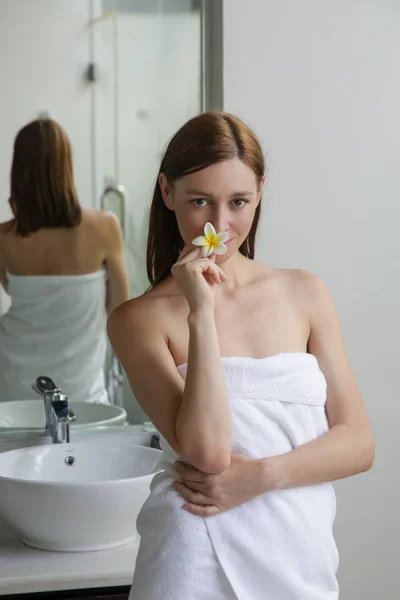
[80,208,120,230]
[249,261,328,308]
[79,209,124,253]
[108,278,182,336]
[285,267,328,297]
[251,260,323,287]
[274,266,332,313]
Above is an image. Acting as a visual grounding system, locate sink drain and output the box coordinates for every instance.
[65,456,76,466]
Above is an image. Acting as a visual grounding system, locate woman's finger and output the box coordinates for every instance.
[183,504,220,516]
[179,480,208,493]
[172,244,227,287]
[174,256,225,284]
[176,246,217,266]
[174,482,212,505]
[176,246,201,265]
[189,260,225,284]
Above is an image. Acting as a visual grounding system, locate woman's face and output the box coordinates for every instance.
[159,158,264,263]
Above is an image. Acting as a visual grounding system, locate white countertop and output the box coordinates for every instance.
[0,517,139,595]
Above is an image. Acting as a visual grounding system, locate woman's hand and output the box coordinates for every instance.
[173,453,277,517]
[171,246,227,313]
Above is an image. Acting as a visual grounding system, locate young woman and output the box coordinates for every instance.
[0,118,129,404]
[108,111,374,599]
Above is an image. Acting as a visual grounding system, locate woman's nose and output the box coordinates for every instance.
[212,210,229,234]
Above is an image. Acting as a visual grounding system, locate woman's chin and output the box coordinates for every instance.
[214,250,232,264]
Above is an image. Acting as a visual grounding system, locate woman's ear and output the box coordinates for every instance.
[159,173,174,211]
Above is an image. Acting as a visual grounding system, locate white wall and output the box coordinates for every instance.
[223,1,399,598]
[0,0,94,311]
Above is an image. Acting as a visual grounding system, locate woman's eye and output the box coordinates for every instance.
[232,199,247,208]
[192,198,208,207]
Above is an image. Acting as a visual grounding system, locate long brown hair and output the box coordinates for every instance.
[147,111,266,287]
[8,119,81,237]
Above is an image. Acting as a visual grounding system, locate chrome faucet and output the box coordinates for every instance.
[32,376,76,443]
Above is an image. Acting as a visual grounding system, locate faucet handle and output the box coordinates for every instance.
[32,376,61,397]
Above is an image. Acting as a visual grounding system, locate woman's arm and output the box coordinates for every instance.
[262,422,374,491]
[260,272,375,489]
[176,307,232,472]
[107,299,231,474]
[102,212,130,314]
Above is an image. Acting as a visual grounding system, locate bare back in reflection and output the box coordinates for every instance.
[0,119,129,404]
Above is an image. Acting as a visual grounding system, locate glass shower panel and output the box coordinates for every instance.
[91,0,203,421]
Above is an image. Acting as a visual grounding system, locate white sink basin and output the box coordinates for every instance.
[0,425,159,454]
[0,441,163,551]
[0,400,127,431]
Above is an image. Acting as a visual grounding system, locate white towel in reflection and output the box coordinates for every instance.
[0,270,108,404]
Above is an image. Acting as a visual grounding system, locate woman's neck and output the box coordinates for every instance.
[216,252,256,291]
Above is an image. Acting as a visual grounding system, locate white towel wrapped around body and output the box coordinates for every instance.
[129,353,339,600]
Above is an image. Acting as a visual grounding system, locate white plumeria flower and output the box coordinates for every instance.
[192,222,229,257]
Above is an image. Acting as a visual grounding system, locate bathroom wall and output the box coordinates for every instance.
[223,1,399,598]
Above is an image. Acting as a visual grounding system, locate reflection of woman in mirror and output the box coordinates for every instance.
[0,118,129,404]
[108,112,374,599]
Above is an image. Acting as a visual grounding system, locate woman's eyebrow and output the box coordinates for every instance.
[185,189,214,197]
[185,189,253,198]
[229,191,253,198]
